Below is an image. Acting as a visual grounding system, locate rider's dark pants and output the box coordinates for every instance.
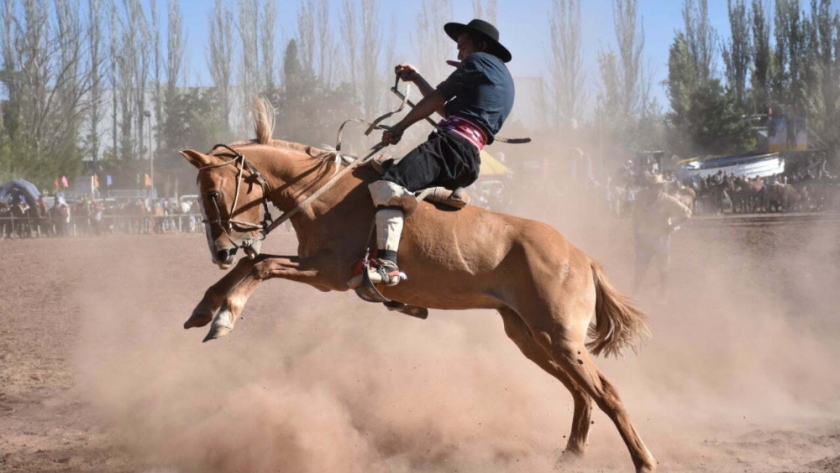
[381,130,480,192]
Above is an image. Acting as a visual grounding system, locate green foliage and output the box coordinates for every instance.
[158,87,233,160]
[270,40,362,149]
[668,79,756,156]
[667,32,695,122]
[154,87,234,187]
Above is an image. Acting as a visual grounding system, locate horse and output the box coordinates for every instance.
[179,101,657,472]
[766,182,802,212]
[0,202,10,237]
[734,177,766,213]
[9,201,29,237]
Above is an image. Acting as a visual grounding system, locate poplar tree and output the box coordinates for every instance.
[547,0,586,129]
[723,0,752,109]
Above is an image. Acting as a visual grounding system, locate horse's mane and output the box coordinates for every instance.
[222,97,328,160]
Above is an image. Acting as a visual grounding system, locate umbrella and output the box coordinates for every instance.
[479,150,511,176]
[0,179,41,206]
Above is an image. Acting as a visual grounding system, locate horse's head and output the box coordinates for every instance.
[181,146,271,269]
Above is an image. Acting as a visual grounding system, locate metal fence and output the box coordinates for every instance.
[0,213,294,238]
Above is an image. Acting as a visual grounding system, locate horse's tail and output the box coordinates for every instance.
[252,96,275,144]
[586,262,651,358]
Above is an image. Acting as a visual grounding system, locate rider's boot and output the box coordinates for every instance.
[363,180,418,287]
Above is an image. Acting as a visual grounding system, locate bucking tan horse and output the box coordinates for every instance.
[180,103,656,472]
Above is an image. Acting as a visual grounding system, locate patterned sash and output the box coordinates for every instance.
[437,116,487,151]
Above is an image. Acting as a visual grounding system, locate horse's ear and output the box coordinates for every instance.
[180,149,214,169]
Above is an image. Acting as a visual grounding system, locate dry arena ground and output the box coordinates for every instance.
[1,209,840,473]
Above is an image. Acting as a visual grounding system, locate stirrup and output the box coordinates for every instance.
[368,259,404,286]
[347,258,405,289]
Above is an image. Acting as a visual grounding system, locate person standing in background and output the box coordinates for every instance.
[632,174,692,300]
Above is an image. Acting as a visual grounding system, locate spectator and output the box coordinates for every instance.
[632,173,692,300]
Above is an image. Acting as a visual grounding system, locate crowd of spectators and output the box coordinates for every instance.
[0,195,207,239]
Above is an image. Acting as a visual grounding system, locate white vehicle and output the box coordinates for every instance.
[178,194,199,214]
[676,152,785,180]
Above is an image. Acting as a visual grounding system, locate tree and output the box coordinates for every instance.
[723,0,752,109]
[773,0,808,107]
[682,80,756,155]
[276,39,361,147]
[595,0,648,134]
[471,0,497,24]
[237,0,260,133]
[413,0,453,86]
[339,0,358,90]
[208,0,234,130]
[151,0,162,160]
[666,32,695,153]
[259,0,277,92]
[359,0,383,116]
[157,0,188,174]
[546,0,586,129]
[804,0,839,152]
[750,0,772,112]
[682,0,717,87]
[0,0,94,186]
[612,0,646,119]
[87,0,106,170]
[315,0,337,85]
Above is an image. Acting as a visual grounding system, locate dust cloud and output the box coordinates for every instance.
[68,185,840,472]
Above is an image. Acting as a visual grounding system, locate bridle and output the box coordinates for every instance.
[198,144,274,254]
[197,140,386,260]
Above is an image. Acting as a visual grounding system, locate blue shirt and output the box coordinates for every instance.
[436,52,515,145]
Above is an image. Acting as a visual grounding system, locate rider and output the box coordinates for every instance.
[365,18,515,286]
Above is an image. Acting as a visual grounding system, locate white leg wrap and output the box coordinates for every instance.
[368,180,418,217]
[376,208,404,253]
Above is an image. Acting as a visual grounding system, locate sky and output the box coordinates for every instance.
[176,0,737,111]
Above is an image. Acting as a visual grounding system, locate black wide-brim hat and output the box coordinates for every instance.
[444,19,512,63]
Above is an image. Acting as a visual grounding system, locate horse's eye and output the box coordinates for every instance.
[208,191,221,200]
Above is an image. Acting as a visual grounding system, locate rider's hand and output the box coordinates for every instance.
[382,126,404,146]
[395,64,419,83]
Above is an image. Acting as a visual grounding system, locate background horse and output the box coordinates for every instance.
[179,100,656,472]
[0,201,10,237]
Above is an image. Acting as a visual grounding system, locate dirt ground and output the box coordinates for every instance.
[1,208,840,473]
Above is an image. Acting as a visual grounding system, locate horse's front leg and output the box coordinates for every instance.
[201,255,323,342]
[184,256,268,330]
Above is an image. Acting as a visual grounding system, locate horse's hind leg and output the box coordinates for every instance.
[498,307,593,457]
[524,312,656,473]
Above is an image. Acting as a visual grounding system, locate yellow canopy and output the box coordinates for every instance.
[479,149,511,175]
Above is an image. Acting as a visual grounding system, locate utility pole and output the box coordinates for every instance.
[144,110,153,198]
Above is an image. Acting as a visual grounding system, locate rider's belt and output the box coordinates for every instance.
[437,116,487,151]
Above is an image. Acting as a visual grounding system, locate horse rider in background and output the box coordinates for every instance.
[632,173,692,299]
[365,18,515,286]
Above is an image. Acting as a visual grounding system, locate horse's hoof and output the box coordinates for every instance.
[202,325,231,342]
[184,310,213,329]
[555,449,585,469]
[202,310,234,342]
[184,301,216,329]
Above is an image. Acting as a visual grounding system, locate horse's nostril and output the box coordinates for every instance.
[216,249,232,262]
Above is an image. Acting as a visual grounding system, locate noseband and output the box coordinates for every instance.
[198,144,274,254]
